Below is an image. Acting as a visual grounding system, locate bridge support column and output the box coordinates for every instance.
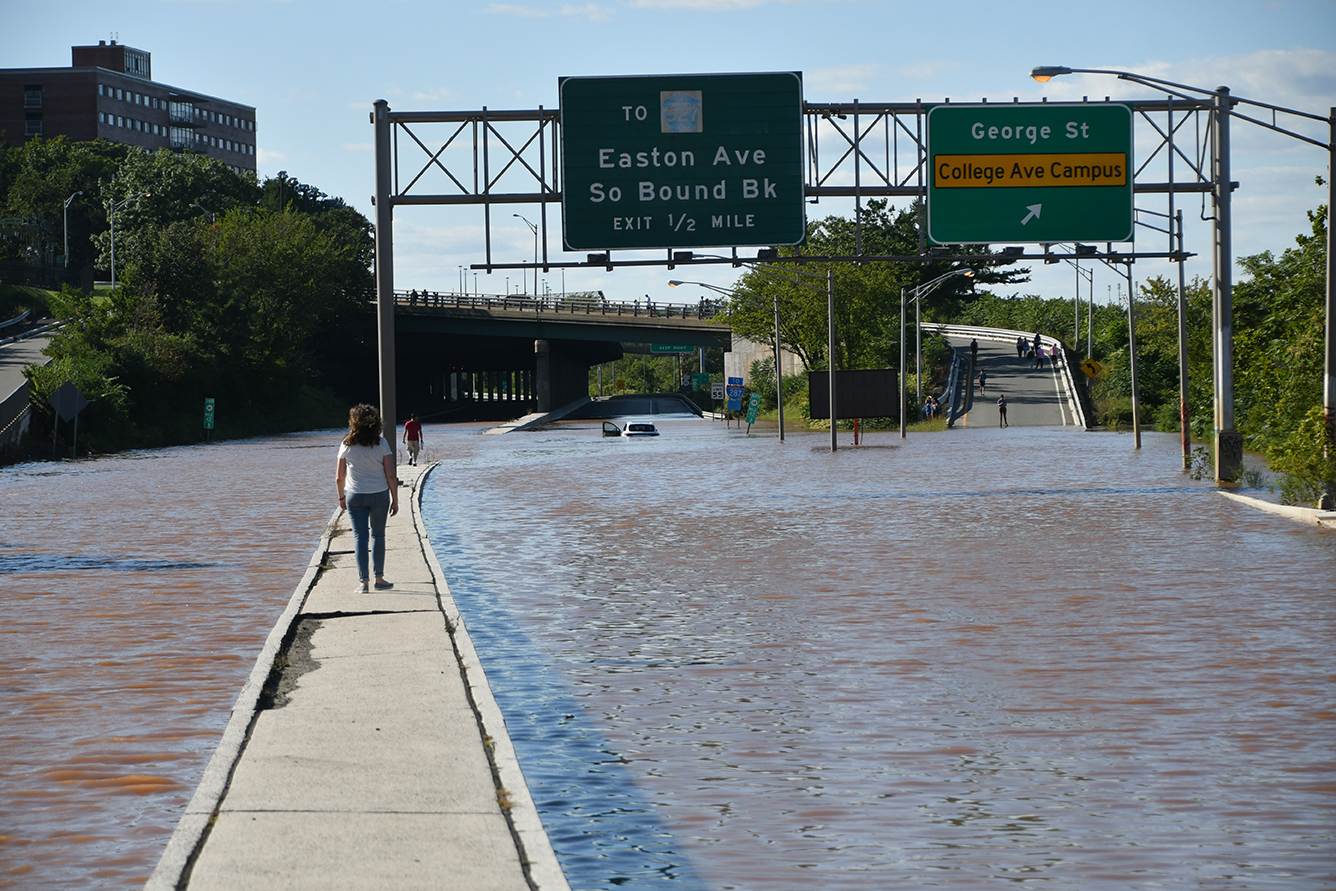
[536,340,552,412]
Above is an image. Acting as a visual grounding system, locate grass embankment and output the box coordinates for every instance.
[0,285,57,323]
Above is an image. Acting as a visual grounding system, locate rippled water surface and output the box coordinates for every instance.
[422,419,1336,891]
[0,433,343,889]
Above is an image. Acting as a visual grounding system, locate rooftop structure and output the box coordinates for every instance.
[0,41,256,175]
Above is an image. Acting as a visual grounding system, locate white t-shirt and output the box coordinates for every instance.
[338,437,392,496]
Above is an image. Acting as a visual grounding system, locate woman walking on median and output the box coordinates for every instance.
[336,404,399,593]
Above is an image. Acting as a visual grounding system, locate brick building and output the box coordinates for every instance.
[0,41,256,174]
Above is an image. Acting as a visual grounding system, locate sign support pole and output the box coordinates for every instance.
[1324,108,1336,506]
[1212,87,1242,481]
[774,294,785,443]
[828,268,837,453]
[1176,211,1191,469]
[373,99,397,436]
[899,286,907,440]
[1124,261,1141,449]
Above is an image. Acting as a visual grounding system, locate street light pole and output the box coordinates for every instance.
[1032,65,1333,483]
[63,191,81,268]
[108,192,148,288]
[669,277,787,443]
[514,214,538,296]
[901,269,975,438]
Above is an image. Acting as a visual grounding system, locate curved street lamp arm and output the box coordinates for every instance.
[1033,65,1331,149]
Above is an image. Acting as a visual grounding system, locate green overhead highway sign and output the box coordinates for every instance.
[927,103,1133,245]
[560,73,805,251]
[651,343,696,354]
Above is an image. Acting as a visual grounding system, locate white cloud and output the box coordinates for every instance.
[628,0,828,7]
[342,143,373,153]
[411,87,461,104]
[257,148,286,163]
[807,64,882,95]
[894,60,963,81]
[561,2,615,19]
[482,3,551,16]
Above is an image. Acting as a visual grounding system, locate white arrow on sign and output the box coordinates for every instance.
[1020,204,1042,225]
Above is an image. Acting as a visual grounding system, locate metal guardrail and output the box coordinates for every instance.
[394,289,727,322]
[0,309,31,331]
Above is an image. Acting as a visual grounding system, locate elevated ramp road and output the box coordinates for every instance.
[935,325,1087,429]
[0,334,51,445]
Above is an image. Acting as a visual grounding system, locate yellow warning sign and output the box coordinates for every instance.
[1080,358,1103,378]
[934,153,1127,189]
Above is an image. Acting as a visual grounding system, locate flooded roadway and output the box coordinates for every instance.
[423,419,1336,890]
[2,420,1333,890]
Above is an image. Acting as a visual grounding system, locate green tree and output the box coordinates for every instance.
[725,200,1028,372]
[1,136,128,267]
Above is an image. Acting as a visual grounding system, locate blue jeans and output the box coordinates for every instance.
[347,489,391,581]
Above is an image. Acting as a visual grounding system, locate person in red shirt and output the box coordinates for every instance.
[402,414,423,466]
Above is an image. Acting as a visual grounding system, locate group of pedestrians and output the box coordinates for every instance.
[334,406,427,595]
[1015,333,1060,369]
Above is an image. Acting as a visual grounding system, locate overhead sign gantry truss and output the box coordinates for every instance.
[372,93,1216,273]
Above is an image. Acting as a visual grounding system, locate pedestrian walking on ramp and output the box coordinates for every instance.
[997,393,1008,427]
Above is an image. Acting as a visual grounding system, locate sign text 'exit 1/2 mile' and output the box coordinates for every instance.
[926,103,1133,245]
[560,73,806,251]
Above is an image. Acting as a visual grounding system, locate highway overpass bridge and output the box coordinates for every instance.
[389,289,731,420]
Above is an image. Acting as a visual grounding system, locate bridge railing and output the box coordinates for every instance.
[394,289,727,322]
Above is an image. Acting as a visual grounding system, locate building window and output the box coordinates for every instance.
[24,85,42,108]
[170,101,195,125]
[25,114,42,137]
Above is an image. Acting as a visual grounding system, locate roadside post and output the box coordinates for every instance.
[726,377,744,427]
[204,397,215,442]
[745,392,761,432]
[48,381,88,460]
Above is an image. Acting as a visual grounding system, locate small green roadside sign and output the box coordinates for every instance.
[745,392,761,424]
[927,103,1133,244]
[560,73,806,251]
[203,397,215,430]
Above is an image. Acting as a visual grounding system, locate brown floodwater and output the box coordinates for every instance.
[2,420,1333,890]
[0,432,354,889]
[421,419,1336,890]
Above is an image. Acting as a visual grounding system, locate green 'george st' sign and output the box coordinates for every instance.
[927,103,1134,245]
[560,73,806,251]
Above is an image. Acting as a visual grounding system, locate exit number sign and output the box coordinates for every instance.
[927,103,1133,245]
[560,73,806,251]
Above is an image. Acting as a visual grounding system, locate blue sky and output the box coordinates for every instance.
[7,0,1335,306]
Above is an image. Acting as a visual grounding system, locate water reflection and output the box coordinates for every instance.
[424,420,1336,891]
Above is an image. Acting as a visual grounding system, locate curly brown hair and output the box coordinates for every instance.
[343,403,383,447]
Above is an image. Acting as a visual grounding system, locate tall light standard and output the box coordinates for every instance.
[62,191,82,268]
[513,214,538,297]
[1032,65,1333,487]
[901,269,974,438]
[108,191,149,288]
[671,278,788,442]
[752,264,835,451]
[189,202,216,224]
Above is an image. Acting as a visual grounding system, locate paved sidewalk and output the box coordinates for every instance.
[147,463,568,891]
